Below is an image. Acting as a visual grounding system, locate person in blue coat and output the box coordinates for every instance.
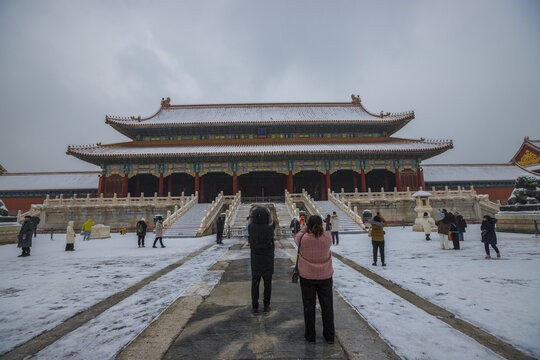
[481,215,500,259]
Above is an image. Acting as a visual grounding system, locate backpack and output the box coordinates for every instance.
[137,222,144,233]
[250,225,273,254]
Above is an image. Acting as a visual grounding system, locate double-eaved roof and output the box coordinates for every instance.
[68,95,453,165]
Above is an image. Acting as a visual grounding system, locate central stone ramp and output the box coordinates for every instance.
[163,245,345,359]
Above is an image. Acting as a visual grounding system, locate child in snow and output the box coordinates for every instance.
[369,215,387,266]
[81,219,94,241]
[481,215,500,259]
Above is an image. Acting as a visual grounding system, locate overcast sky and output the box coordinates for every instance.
[1,0,539,172]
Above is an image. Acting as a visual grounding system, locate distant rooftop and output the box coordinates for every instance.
[422,163,540,183]
[0,171,99,191]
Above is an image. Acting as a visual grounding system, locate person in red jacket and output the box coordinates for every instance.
[294,215,334,344]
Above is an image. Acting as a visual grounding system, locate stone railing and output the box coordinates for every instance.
[328,190,366,229]
[224,191,242,232]
[41,192,191,207]
[301,189,323,217]
[332,185,500,206]
[163,193,198,229]
[197,192,225,236]
[284,190,300,219]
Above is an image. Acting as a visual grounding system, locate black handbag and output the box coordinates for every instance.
[292,233,305,283]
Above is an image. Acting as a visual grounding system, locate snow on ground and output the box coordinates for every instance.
[331,225,540,358]
[33,244,229,360]
[333,257,503,359]
[0,232,215,355]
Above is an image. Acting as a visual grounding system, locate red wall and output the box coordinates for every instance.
[475,187,514,204]
[2,197,46,214]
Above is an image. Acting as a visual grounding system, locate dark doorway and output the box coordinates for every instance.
[365,169,395,192]
[330,170,356,193]
[128,174,158,197]
[400,169,419,191]
[168,173,195,196]
[202,172,232,203]
[239,171,286,200]
[293,171,323,200]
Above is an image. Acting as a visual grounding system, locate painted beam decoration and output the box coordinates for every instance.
[102,159,421,177]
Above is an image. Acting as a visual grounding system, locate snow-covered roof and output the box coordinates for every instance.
[0,172,99,191]
[68,139,452,159]
[422,164,540,182]
[412,190,432,197]
[105,97,414,127]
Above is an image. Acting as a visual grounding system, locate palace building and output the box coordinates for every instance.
[66,95,453,203]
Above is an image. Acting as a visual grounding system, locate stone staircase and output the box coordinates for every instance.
[163,203,210,238]
[317,201,366,234]
[274,203,293,231]
[230,204,252,235]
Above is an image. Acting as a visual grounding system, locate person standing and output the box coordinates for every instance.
[422,212,434,240]
[81,219,94,241]
[455,211,467,241]
[136,218,147,248]
[248,207,275,314]
[17,215,34,257]
[447,212,460,250]
[369,215,386,266]
[481,215,501,259]
[244,216,250,242]
[216,215,225,245]
[152,217,165,248]
[325,214,332,231]
[290,217,301,236]
[330,211,340,245]
[435,213,451,250]
[295,215,334,344]
[65,220,75,251]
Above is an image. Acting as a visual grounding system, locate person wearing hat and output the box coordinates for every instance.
[136,217,148,248]
[152,216,165,248]
[65,221,76,251]
[17,215,34,257]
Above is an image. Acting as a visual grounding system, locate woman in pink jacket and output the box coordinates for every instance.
[294,215,335,344]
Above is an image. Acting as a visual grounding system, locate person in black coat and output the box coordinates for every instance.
[216,215,225,244]
[447,212,460,250]
[481,215,500,259]
[455,212,467,241]
[17,215,34,257]
[248,207,275,314]
[136,218,147,248]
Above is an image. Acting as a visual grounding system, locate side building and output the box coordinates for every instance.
[66,95,453,202]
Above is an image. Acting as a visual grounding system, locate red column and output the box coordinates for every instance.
[199,175,205,202]
[395,169,401,191]
[168,174,172,194]
[194,172,200,193]
[135,175,140,196]
[122,174,128,197]
[158,173,164,197]
[320,173,326,200]
[98,175,104,195]
[287,171,293,193]
[326,170,331,192]
[418,168,425,189]
[361,169,367,192]
[233,172,239,194]
[353,172,358,190]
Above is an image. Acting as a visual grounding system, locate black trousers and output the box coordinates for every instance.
[65,243,74,251]
[300,277,334,342]
[372,241,385,264]
[22,247,30,255]
[216,232,223,244]
[137,235,145,246]
[153,237,164,247]
[331,232,339,245]
[451,232,460,249]
[484,243,499,255]
[251,274,272,308]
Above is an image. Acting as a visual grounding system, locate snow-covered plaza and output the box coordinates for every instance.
[0,225,538,359]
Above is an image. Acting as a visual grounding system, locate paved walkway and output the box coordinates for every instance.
[118,239,398,360]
